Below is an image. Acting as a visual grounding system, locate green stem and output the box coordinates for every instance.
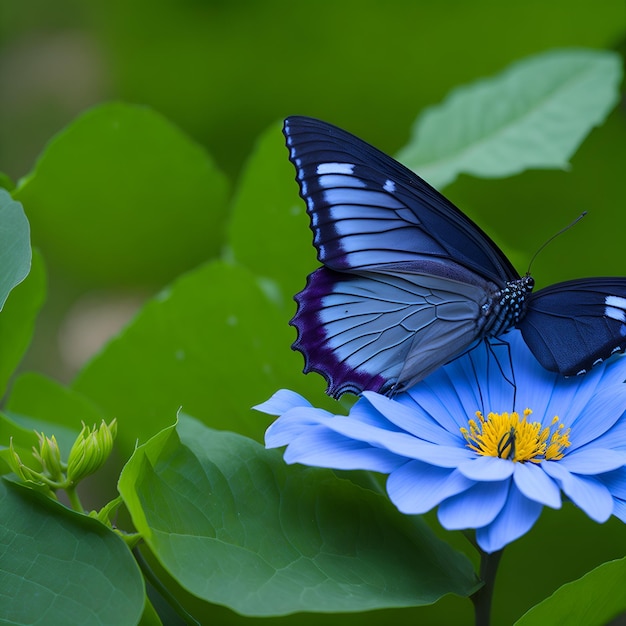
[471,547,504,626]
[65,484,84,513]
[133,545,201,626]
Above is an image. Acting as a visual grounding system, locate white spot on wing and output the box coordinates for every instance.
[606,296,626,309]
[323,188,404,208]
[605,296,626,322]
[317,162,355,175]
[606,306,625,322]
[318,174,366,189]
[383,179,396,193]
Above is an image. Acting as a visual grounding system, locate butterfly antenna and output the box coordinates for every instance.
[527,212,587,274]
[526,211,587,274]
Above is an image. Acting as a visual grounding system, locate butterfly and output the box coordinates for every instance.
[284,115,626,398]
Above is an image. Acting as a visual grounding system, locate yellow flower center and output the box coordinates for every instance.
[460,409,570,463]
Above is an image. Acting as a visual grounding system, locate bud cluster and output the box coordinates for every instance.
[7,419,117,502]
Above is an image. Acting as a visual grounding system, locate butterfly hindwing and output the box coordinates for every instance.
[292,265,494,397]
[520,278,626,375]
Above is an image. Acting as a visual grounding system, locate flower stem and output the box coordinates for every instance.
[65,484,84,513]
[471,547,504,626]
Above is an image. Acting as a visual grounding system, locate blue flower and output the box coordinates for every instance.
[255,331,626,553]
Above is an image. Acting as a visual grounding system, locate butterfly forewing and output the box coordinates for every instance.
[284,116,519,284]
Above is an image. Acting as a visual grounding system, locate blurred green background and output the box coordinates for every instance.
[0,2,625,624]
[1,0,624,380]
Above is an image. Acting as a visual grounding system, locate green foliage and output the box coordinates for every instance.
[119,415,478,616]
[0,249,44,398]
[0,480,144,626]
[515,558,626,625]
[13,103,229,288]
[0,190,30,311]
[397,49,623,189]
[0,43,624,626]
[228,120,317,309]
[72,260,336,459]
[5,373,106,451]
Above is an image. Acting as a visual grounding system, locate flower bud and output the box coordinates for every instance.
[37,434,64,481]
[7,439,46,485]
[66,419,117,484]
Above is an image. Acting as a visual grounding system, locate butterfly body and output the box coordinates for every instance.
[284,116,626,398]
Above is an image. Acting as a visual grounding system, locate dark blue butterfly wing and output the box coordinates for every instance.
[293,266,497,397]
[519,278,626,375]
[284,116,517,397]
[284,116,519,284]
[284,116,626,397]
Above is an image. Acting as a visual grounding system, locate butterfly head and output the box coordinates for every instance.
[522,273,535,291]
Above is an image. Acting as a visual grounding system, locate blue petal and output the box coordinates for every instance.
[612,498,626,522]
[274,411,475,468]
[283,427,407,472]
[487,333,537,409]
[409,363,484,433]
[457,456,515,481]
[410,342,515,433]
[349,397,406,431]
[591,354,626,388]
[591,413,626,451]
[363,391,459,445]
[513,462,561,508]
[518,359,596,426]
[542,462,614,522]
[438,480,510,529]
[476,482,543,553]
[510,334,626,430]
[560,448,626,475]
[568,384,626,451]
[254,389,312,415]
[265,406,333,448]
[597,467,626,500]
[386,463,474,514]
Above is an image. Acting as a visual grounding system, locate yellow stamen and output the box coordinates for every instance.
[460,409,570,463]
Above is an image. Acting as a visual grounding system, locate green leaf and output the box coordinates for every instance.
[0,375,107,477]
[397,49,622,188]
[227,120,317,309]
[119,415,479,617]
[5,372,106,452]
[515,557,626,625]
[0,172,15,192]
[0,189,31,311]
[0,411,39,462]
[0,480,144,625]
[13,102,230,288]
[0,249,45,399]
[137,598,163,626]
[72,260,335,456]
